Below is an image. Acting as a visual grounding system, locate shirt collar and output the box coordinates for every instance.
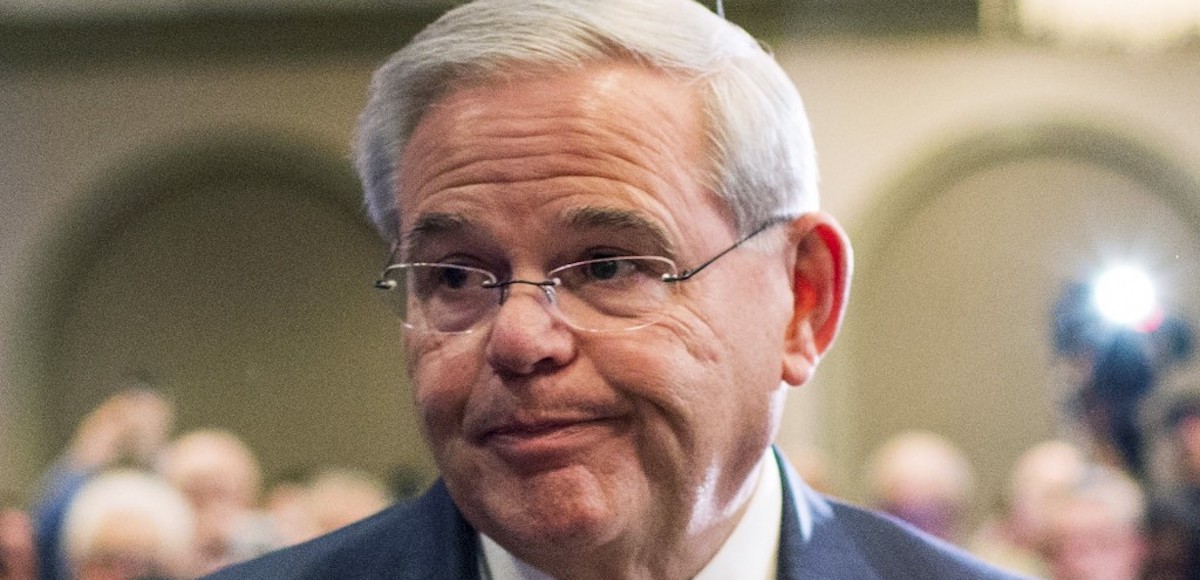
[480,448,789,580]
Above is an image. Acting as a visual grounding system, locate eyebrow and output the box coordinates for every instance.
[400,206,676,261]
[401,212,474,260]
[563,207,674,259]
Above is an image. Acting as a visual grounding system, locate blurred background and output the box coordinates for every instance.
[2,0,1199,566]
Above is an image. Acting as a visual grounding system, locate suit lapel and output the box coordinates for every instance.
[403,480,482,578]
[774,448,882,580]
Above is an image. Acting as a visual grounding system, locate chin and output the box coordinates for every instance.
[465,463,629,549]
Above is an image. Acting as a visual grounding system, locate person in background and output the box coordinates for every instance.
[32,389,173,580]
[60,470,195,580]
[1040,465,1147,580]
[0,498,36,580]
[1144,393,1200,579]
[784,445,834,496]
[159,429,274,575]
[207,1,1023,577]
[262,467,394,548]
[865,430,976,544]
[261,470,320,549]
[302,468,393,538]
[971,439,1088,577]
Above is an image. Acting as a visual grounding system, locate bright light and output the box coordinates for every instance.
[1092,266,1158,328]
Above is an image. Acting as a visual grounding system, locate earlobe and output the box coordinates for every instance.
[781,213,853,386]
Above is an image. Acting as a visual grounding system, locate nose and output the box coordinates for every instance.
[483,281,577,376]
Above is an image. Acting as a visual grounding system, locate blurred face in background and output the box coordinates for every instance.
[1175,416,1200,481]
[0,507,35,580]
[1044,499,1146,580]
[160,432,261,574]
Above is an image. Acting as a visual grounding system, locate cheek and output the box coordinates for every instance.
[639,287,788,427]
[657,289,784,391]
[406,335,484,442]
[594,320,734,435]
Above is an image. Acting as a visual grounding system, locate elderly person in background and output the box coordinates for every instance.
[160,429,274,574]
[60,470,195,580]
[32,388,174,580]
[1040,465,1147,580]
[970,439,1089,577]
[209,1,1022,578]
[865,430,976,544]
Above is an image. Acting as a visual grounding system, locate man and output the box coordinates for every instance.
[211,0,1022,577]
[33,388,174,580]
[865,430,975,544]
[60,470,196,580]
[159,430,275,574]
[969,439,1087,577]
[1039,465,1147,580]
[1144,394,1200,579]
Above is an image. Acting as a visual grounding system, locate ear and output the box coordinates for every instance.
[781,212,852,387]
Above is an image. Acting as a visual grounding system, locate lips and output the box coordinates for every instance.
[475,415,625,466]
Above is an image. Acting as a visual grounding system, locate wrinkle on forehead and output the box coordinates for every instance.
[393,63,741,278]
[398,64,711,208]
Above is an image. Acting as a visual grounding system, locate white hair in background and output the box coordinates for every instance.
[62,469,196,578]
[866,430,975,507]
[306,467,394,535]
[355,0,818,245]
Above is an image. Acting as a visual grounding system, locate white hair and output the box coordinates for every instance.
[62,469,196,578]
[355,0,818,244]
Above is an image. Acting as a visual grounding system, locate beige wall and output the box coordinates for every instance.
[776,39,1200,507]
[3,34,1199,516]
[0,59,393,492]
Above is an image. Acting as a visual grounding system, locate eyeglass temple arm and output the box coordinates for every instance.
[715,0,724,19]
[663,216,794,283]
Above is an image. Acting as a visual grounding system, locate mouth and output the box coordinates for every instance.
[478,417,624,465]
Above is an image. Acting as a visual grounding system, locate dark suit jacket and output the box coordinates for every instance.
[207,449,1028,579]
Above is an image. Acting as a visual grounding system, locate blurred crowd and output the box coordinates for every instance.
[5,387,1200,579]
[0,388,398,580]
[840,391,1200,580]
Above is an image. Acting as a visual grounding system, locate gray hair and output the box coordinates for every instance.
[355,0,818,245]
[62,470,196,578]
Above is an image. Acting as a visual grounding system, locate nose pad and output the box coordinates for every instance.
[495,280,560,316]
[487,280,571,333]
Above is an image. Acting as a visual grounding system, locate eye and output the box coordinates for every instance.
[583,258,632,281]
[408,263,492,299]
[439,266,472,289]
[553,255,672,291]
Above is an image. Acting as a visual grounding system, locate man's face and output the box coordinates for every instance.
[395,64,796,568]
[1176,416,1200,477]
[1046,503,1146,580]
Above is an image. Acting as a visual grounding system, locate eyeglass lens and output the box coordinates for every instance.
[380,257,678,333]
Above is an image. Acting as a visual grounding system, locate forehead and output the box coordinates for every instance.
[394,63,729,249]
